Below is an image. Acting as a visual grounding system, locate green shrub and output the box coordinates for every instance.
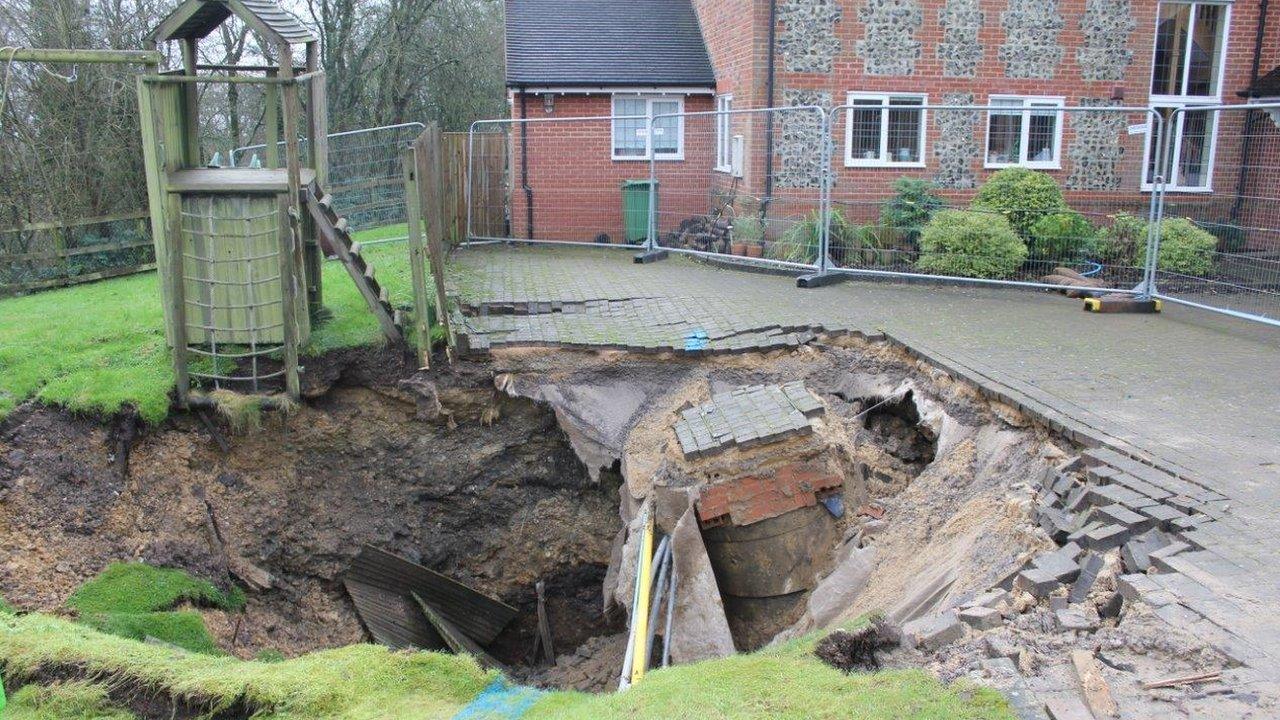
[1195,219,1248,254]
[1027,212,1099,260]
[916,210,1028,279]
[1097,212,1150,266]
[1139,218,1218,276]
[880,178,945,243]
[68,562,245,615]
[765,210,881,265]
[971,167,1068,237]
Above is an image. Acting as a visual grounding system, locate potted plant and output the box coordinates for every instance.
[732,215,764,257]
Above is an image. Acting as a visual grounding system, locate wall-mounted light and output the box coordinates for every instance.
[543,93,554,114]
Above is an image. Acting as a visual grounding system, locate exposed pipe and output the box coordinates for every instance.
[761,0,779,216]
[1231,0,1269,225]
[518,88,534,239]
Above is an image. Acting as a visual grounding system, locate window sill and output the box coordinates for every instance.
[1140,185,1215,194]
[984,161,1062,171]
[844,159,926,169]
[611,155,685,162]
[713,165,734,174]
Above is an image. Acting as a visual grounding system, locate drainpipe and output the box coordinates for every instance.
[761,0,778,216]
[1231,0,1268,225]
[519,87,534,239]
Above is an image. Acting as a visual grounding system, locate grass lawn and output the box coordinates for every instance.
[0,608,1012,720]
[0,225,416,424]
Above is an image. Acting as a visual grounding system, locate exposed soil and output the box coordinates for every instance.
[0,348,622,682]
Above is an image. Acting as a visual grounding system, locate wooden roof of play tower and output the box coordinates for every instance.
[147,0,316,46]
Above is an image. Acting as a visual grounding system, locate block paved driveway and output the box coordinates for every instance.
[448,243,1280,660]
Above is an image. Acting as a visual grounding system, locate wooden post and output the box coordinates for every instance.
[277,195,301,400]
[166,194,190,405]
[416,124,454,358]
[180,39,200,165]
[305,42,329,188]
[278,43,308,323]
[264,68,280,169]
[403,146,431,369]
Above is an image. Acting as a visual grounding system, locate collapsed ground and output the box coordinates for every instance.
[0,337,1267,718]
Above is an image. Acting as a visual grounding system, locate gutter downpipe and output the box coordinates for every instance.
[761,0,778,217]
[519,87,534,239]
[1231,0,1268,225]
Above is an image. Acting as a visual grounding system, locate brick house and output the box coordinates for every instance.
[503,0,1279,244]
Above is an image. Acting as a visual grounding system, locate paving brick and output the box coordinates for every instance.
[1055,607,1096,632]
[902,611,966,651]
[1032,548,1081,583]
[958,605,1003,630]
[1069,552,1106,603]
[1121,529,1171,573]
[1082,523,1131,551]
[1090,503,1154,533]
[1015,567,1064,599]
[1150,540,1192,572]
[1116,573,1160,601]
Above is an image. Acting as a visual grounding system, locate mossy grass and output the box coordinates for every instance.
[0,227,419,424]
[68,563,244,615]
[0,612,492,719]
[5,681,136,720]
[1,609,1013,719]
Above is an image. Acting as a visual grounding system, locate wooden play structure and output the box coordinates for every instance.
[139,0,404,405]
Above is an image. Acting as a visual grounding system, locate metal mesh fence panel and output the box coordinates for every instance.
[1153,104,1280,325]
[825,103,1163,293]
[469,112,653,246]
[650,106,826,270]
[234,122,423,233]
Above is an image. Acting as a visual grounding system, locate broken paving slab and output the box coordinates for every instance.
[901,611,965,651]
[673,382,825,459]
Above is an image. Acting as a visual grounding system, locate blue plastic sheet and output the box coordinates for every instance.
[452,677,544,720]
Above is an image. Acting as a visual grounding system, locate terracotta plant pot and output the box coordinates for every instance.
[731,242,748,256]
[745,244,764,258]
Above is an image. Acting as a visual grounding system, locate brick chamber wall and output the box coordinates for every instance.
[508,93,716,242]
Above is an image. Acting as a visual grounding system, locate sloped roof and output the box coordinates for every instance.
[505,0,715,88]
[1240,66,1280,98]
[149,0,315,45]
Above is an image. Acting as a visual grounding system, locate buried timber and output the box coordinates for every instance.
[0,338,1250,716]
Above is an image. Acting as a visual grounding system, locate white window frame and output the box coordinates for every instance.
[611,94,685,161]
[984,95,1066,170]
[714,94,734,173]
[1141,103,1219,192]
[1143,1,1231,192]
[842,92,928,168]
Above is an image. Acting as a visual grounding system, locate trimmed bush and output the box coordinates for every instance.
[1027,212,1098,261]
[1195,219,1248,254]
[880,178,945,244]
[1139,218,1218,276]
[1097,212,1149,266]
[971,167,1068,237]
[916,210,1028,279]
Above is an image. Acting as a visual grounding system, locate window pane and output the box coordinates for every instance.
[1027,107,1058,163]
[988,104,1022,164]
[1186,4,1224,96]
[1151,3,1190,96]
[653,114,679,155]
[849,99,882,161]
[886,98,922,163]
[1177,109,1214,187]
[614,98,648,157]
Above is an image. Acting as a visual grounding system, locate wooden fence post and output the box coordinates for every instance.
[403,144,432,370]
[416,124,455,360]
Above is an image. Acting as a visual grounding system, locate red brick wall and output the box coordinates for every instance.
[693,0,1272,220]
[509,93,716,242]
